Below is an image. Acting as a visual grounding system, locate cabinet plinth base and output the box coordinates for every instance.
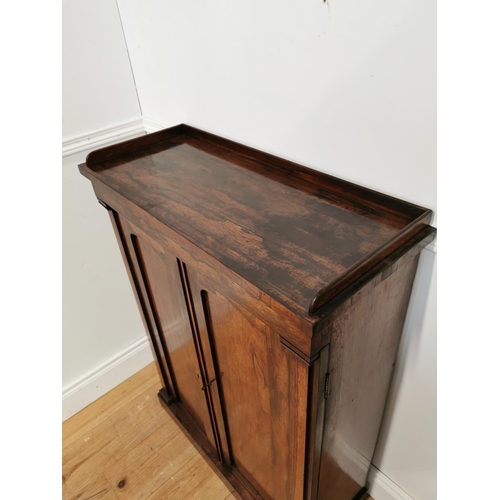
[157,387,262,500]
[351,486,369,500]
[157,388,175,406]
[157,387,370,500]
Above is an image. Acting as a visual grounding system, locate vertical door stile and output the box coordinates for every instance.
[303,344,330,500]
[197,289,233,467]
[127,232,178,402]
[177,261,224,461]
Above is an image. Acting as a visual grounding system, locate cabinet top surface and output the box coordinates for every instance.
[79,124,433,318]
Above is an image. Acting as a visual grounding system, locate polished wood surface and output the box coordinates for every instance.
[95,183,316,358]
[79,126,434,500]
[120,216,223,455]
[317,250,420,499]
[80,124,432,318]
[130,227,210,434]
[113,217,310,499]
[201,289,309,500]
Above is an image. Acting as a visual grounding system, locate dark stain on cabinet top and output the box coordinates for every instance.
[79,124,434,319]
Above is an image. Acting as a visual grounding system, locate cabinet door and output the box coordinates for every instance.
[188,270,310,500]
[115,215,217,451]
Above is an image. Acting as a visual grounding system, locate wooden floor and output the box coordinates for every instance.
[62,362,374,500]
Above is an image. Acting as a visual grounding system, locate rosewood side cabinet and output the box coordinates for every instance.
[79,124,436,500]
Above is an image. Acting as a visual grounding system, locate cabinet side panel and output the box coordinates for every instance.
[318,252,420,500]
[204,291,309,500]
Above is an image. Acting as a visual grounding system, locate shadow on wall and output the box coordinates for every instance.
[372,247,436,467]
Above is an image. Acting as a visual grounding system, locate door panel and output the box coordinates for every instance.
[114,215,310,499]
[107,210,171,390]
[134,239,207,427]
[119,218,215,447]
[196,287,310,500]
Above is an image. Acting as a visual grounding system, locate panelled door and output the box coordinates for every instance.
[112,211,310,500]
[186,268,311,500]
[113,214,218,453]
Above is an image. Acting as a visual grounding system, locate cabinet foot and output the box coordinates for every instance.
[158,388,175,406]
[351,486,368,500]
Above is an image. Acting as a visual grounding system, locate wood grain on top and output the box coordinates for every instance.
[79,124,433,318]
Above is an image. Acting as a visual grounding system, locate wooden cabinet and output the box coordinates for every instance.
[79,124,436,500]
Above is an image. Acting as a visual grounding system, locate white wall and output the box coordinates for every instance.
[62,0,142,141]
[370,248,436,500]
[117,1,436,499]
[62,149,152,421]
[62,0,150,420]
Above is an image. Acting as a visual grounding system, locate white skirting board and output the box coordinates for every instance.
[331,430,418,500]
[142,116,171,134]
[62,118,145,157]
[368,466,416,500]
[62,336,154,422]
